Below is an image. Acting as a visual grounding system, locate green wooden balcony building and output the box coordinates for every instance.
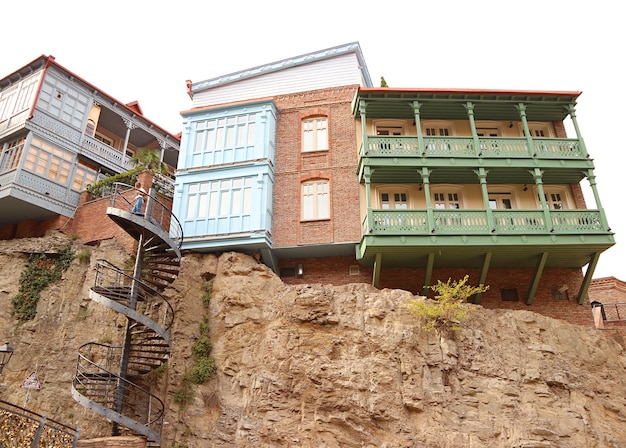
[353,88,614,304]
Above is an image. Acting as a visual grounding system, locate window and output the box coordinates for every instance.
[376,126,403,136]
[302,179,329,220]
[186,177,253,220]
[434,192,461,209]
[94,132,114,147]
[72,165,96,191]
[551,287,569,301]
[380,191,408,209]
[194,114,257,163]
[0,137,26,173]
[526,123,552,138]
[37,78,89,128]
[501,288,519,302]
[539,188,569,210]
[488,193,513,210]
[302,117,328,152]
[23,136,73,185]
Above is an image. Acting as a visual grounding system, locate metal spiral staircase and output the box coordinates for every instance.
[71,182,183,447]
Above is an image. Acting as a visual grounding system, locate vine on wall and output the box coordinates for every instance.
[12,243,74,322]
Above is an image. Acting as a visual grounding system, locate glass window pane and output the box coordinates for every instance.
[220,191,229,215]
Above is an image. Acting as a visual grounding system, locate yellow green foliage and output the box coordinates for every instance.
[406,275,488,333]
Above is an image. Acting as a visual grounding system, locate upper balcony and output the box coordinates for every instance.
[353,88,594,185]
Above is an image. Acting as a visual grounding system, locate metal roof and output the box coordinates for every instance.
[191,42,373,93]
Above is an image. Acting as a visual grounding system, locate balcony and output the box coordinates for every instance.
[357,208,614,270]
[362,135,586,159]
[363,209,604,235]
[358,135,593,186]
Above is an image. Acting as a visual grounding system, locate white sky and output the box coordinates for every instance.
[2,0,622,279]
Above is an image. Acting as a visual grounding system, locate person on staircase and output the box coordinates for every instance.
[131,181,147,214]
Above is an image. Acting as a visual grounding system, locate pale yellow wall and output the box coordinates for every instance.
[355,118,557,138]
[358,183,577,218]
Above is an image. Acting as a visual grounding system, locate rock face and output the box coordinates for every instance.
[2,236,626,447]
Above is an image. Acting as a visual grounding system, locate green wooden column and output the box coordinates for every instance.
[517,103,535,157]
[359,100,368,156]
[420,167,434,232]
[364,166,373,233]
[566,104,590,158]
[465,102,481,156]
[475,168,494,231]
[586,170,611,231]
[530,168,553,232]
[412,101,424,154]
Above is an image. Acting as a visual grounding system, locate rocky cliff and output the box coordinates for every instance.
[2,234,626,447]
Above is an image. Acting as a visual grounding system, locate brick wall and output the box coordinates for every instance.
[272,86,361,247]
[280,256,596,328]
[0,172,171,256]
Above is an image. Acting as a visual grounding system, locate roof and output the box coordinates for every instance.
[0,55,180,140]
[189,42,372,95]
[353,87,582,121]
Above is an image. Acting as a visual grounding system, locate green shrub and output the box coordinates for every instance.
[406,275,488,333]
[86,166,142,197]
[192,336,212,359]
[201,281,213,308]
[190,357,217,384]
[173,380,194,406]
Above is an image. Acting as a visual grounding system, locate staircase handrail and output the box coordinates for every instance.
[73,342,165,440]
[108,182,183,250]
[93,259,175,332]
[0,399,80,447]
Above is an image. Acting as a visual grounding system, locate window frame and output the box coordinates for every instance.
[301,178,330,221]
[431,185,464,209]
[301,116,328,152]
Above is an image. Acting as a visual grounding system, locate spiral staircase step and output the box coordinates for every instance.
[72,185,182,448]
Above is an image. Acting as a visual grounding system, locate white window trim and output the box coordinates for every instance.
[431,185,465,209]
[487,185,520,209]
[302,117,328,152]
[301,179,330,220]
[534,185,572,210]
[372,119,408,135]
[525,122,554,138]
[421,120,456,136]
[374,185,412,209]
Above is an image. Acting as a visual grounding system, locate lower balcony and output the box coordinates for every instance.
[357,208,615,270]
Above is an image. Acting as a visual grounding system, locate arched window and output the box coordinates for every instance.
[301,179,330,220]
[302,117,328,152]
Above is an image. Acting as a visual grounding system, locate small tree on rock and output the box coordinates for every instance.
[406,275,488,334]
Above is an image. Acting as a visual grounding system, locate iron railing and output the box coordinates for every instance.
[108,182,183,249]
[72,343,164,442]
[0,399,80,447]
[92,259,175,333]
